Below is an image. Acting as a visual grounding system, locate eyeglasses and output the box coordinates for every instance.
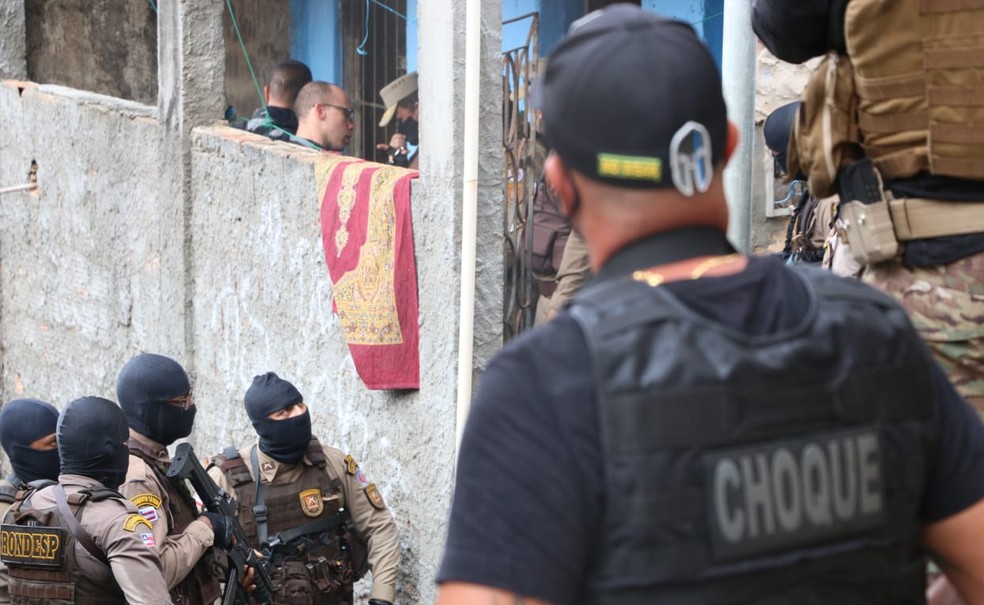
[165,390,195,411]
[324,103,355,122]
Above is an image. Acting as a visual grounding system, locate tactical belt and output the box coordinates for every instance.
[888,196,984,240]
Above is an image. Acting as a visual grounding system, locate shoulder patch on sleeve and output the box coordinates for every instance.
[364,484,385,510]
[129,493,162,510]
[123,514,152,533]
[344,454,357,476]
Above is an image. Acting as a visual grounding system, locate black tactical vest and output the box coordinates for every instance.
[1,486,124,605]
[569,266,936,605]
[127,440,221,605]
[212,438,358,605]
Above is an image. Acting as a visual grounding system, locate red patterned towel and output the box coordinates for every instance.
[317,155,420,390]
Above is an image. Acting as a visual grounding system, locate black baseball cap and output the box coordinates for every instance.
[533,4,728,194]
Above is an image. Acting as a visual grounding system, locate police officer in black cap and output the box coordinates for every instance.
[117,353,225,605]
[1,396,172,603]
[0,398,61,604]
[435,5,984,604]
[208,372,400,605]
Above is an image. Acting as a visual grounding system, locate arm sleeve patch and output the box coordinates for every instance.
[128,493,162,510]
[364,484,386,510]
[123,514,152,533]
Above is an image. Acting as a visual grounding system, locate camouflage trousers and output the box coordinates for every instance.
[864,250,984,412]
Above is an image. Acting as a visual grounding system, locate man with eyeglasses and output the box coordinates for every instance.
[117,353,226,605]
[292,81,356,152]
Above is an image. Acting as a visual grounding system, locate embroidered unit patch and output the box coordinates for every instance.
[299,489,324,518]
[129,493,162,510]
[123,514,152,533]
[364,484,385,510]
[139,532,156,548]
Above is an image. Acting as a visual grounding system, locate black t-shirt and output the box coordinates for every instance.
[437,233,984,605]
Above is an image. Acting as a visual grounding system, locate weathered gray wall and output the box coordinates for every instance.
[0,82,169,396]
[0,0,27,79]
[222,0,292,120]
[24,0,158,103]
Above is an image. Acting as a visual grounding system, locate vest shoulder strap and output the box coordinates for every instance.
[306,437,328,469]
[82,488,124,503]
[0,482,18,504]
[216,447,253,488]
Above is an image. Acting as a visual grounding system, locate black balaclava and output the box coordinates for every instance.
[0,399,61,484]
[58,397,131,490]
[244,372,311,464]
[397,116,419,147]
[117,353,196,446]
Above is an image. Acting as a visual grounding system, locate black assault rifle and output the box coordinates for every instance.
[167,442,275,605]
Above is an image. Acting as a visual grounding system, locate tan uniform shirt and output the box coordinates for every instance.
[28,475,172,604]
[208,442,400,603]
[549,229,591,315]
[120,430,215,590]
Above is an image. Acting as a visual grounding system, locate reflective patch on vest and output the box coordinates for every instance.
[139,532,156,549]
[364,484,385,510]
[0,524,66,568]
[299,489,324,518]
[129,493,162,510]
[345,454,358,476]
[704,427,886,561]
[123,514,153,533]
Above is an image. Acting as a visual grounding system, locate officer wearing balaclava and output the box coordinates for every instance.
[0,399,60,489]
[207,372,401,605]
[0,396,172,603]
[0,398,61,605]
[116,353,224,603]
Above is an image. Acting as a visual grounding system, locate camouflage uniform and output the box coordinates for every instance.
[864,250,984,411]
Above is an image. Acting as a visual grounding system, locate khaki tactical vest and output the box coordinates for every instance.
[213,439,358,605]
[127,441,222,605]
[569,267,936,604]
[1,487,124,605]
[846,0,984,180]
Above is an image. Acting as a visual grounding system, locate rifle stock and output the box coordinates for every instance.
[167,442,275,605]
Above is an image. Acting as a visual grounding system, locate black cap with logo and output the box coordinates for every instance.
[533,4,728,194]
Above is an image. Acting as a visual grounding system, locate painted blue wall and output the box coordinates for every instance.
[407,0,418,72]
[643,0,723,70]
[290,0,343,85]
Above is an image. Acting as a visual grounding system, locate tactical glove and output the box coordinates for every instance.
[201,511,234,550]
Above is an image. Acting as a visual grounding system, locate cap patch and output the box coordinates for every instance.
[299,488,324,518]
[364,484,386,510]
[123,514,152,533]
[669,121,713,196]
[597,153,662,183]
[139,532,156,548]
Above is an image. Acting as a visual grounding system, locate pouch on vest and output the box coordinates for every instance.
[836,159,900,264]
[789,52,864,199]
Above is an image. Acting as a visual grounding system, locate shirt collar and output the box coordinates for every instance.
[590,226,736,287]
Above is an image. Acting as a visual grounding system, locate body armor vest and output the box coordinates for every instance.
[127,441,221,605]
[846,0,984,181]
[569,267,937,605]
[214,438,356,605]
[1,487,124,605]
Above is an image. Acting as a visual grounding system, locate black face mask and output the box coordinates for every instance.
[0,399,61,484]
[58,397,131,490]
[255,411,312,464]
[117,353,195,446]
[398,117,419,147]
